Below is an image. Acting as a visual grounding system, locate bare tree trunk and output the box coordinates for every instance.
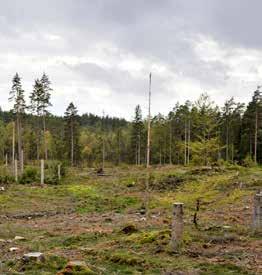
[184,120,187,166]
[36,142,39,161]
[146,73,152,168]
[226,118,229,162]
[17,113,22,174]
[12,121,15,169]
[159,146,162,165]
[231,143,234,163]
[118,132,121,165]
[135,142,138,165]
[102,136,105,170]
[169,121,172,165]
[71,121,74,166]
[21,149,24,174]
[164,136,167,165]
[43,115,48,160]
[187,119,191,165]
[254,109,258,164]
[250,133,252,156]
[14,159,18,182]
[138,134,141,165]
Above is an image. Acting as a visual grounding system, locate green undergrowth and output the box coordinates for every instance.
[0,165,260,274]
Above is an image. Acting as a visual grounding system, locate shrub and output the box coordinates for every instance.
[44,174,59,185]
[242,154,256,167]
[47,161,66,178]
[19,166,38,184]
[0,175,15,184]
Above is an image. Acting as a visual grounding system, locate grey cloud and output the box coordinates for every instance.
[0,0,261,118]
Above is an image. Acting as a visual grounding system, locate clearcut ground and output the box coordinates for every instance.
[0,165,261,274]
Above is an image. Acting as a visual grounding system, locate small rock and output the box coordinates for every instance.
[23,252,45,262]
[0,186,5,191]
[0,239,6,243]
[9,247,19,252]
[14,236,26,241]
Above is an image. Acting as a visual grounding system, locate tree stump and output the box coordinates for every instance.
[171,202,184,252]
[253,191,262,232]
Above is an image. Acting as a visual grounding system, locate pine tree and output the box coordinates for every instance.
[9,73,26,172]
[64,103,79,166]
[30,74,52,160]
[30,79,44,159]
[41,73,52,160]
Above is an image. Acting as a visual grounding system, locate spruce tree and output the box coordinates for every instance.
[9,73,26,172]
[131,105,144,165]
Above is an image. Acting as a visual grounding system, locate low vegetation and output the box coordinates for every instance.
[0,165,261,274]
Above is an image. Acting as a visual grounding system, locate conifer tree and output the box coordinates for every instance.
[131,105,144,165]
[30,74,52,160]
[41,73,52,160]
[9,73,26,171]
[64,103,79,166]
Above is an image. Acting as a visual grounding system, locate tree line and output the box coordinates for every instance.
[1,73,262,169]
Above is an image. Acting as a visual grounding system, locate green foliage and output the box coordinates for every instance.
[191,137,221,166]
[242,154,256,167]
[19,166,38,184]
[0,174,15,184]
[8,255,67,274]
[9,73,26,114]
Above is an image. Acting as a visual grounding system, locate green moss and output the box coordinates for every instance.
[125,230,171,245]
[5,255,67,274]
[108,251,145,266]
[198,262,252,274]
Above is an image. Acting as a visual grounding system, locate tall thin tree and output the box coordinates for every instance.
[146,73,152,168]
[40,73,52,160]
[9,73,26,173]
[64,103,79,166]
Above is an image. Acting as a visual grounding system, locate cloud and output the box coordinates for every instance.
[1,0,262,119]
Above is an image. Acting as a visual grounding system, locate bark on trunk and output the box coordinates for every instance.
[254,109,258,164]
[71,120,74,166]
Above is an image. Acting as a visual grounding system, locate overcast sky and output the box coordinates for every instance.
[1,0,262,120]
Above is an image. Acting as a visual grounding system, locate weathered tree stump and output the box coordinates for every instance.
[171,202,184,252]
[40,159,44,185]
[58,164,61,181]
[22,252,45,263]
[14,159,18,182]
[253,191,262,232]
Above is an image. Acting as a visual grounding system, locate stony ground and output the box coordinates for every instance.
[0,165,261,274]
